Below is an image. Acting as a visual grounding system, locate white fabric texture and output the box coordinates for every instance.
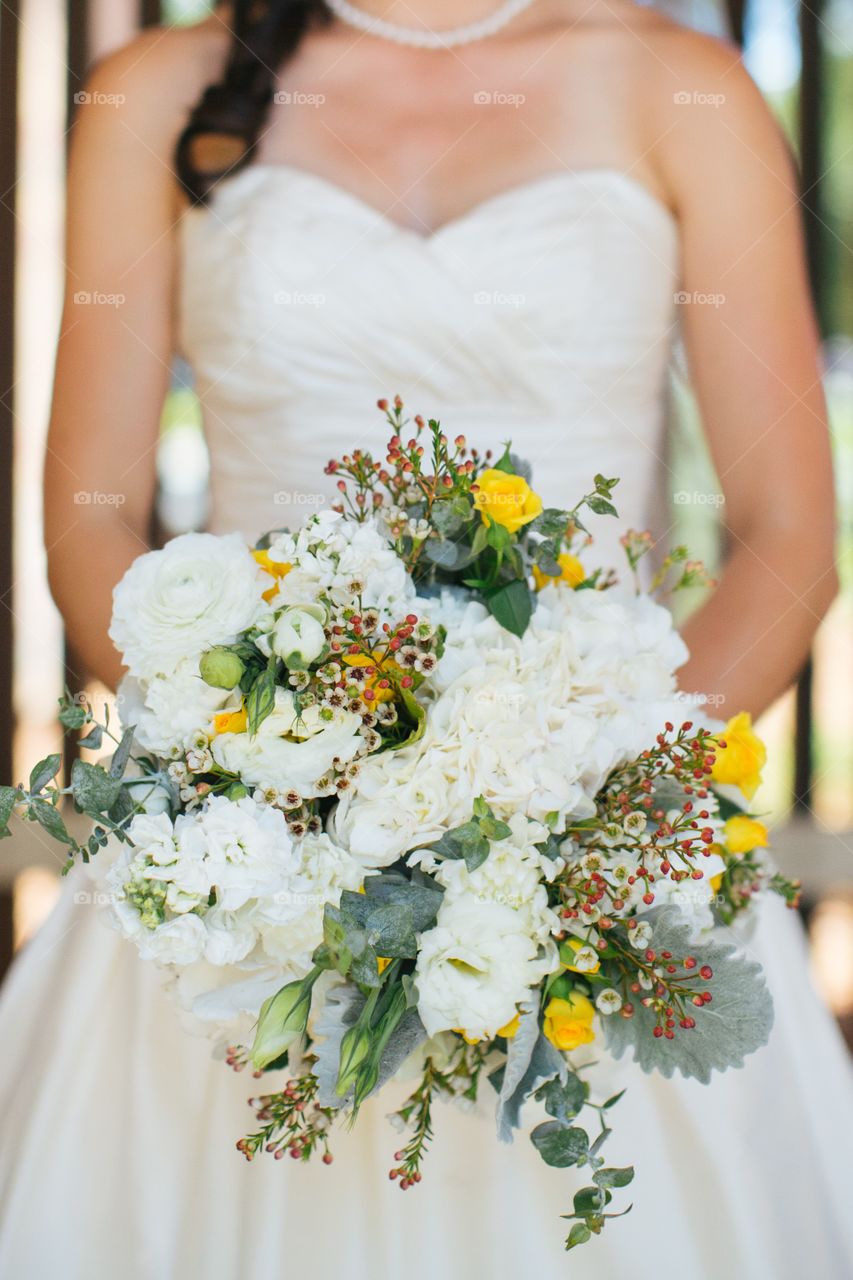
[1,164,852,1280]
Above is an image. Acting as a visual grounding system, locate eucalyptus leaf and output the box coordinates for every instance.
[58,702,88,730]
[108,727,135,780]
[593,1166,634,1189]
[537,1071,588,1123]
[0,786,18,838]
[602,905,774,1082]
[423,538,463,570]
[428,819,490,871]
[28,798,75,846]
[531,1121,590,1168]
[29,754,62,793]
[70,760,124,814]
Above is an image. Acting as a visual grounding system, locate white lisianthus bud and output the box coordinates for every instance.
[271,607,327,668]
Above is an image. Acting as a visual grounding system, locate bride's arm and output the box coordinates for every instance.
[653,32,837,718]
[44,29,223,691]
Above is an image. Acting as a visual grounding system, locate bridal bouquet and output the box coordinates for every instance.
[3,399,798,1252]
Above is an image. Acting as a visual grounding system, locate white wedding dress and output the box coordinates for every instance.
[2,165,852,1280]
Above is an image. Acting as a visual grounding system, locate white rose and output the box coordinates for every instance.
[414,898,554,1041]
[110,532,267,679]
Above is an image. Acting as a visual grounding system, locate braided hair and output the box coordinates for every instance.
[175,0,329,203]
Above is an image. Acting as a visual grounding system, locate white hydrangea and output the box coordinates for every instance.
[414,897,556,1041]
[338,584,688,863]
[210,687,362,799]
[110,532,268,680]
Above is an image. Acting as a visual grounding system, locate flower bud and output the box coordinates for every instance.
[199,646,245,690]
[271,606,327,669]
[251,976,314,1071]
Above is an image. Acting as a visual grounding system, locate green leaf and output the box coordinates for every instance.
[109,727,135,780]
[0,786,20,838]
[538,1072,588,1123]
[593,1166,634,1189]
[28,798,75,846]
[531,1121,590,1168]
[586,495,617,517]
[485,579,533,637]
[529,508,570,539]
[389,684,426,752]
[354,875,443,933]
[573,1186,606,1216]
[566,1223,592,1250]
[492,442,516,474]
[431,494,473,538]
[58,701,88,730]
[70,760,124,814]
[363,901,418,959]
[29,754,62,793]
[246,662,277,736]
[428,818,490,871]
[79,724,104,750]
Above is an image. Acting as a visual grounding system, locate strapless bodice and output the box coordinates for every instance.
[178,165,680,564]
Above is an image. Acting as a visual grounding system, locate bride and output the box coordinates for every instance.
[2,1,852,1276]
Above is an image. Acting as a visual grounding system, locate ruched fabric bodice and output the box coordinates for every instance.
[178,165,680,563]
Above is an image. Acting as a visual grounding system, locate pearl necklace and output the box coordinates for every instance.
[323,0,537,49]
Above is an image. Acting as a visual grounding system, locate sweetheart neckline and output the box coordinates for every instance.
[200,163,679,242]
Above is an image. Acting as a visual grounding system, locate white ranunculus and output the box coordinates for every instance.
[118,667,236,757]
[110,532,267,680]
[270,607,327,667]
[414,898,555,1041]
[211,688,361,799]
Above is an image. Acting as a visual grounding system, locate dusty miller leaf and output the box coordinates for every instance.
[602,905,774,1083]
[492,1005,569,1143]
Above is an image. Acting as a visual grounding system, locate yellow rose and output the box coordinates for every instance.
[213,704,248,736]
[710,712,766,801]
[473,468,543,534]
[723,814,769,855]
[252,548,292,602]
[543,993,596,1051]
[559,937,600,975]
[532,552,586,592]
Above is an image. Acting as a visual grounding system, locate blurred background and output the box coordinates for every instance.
[0,0,852,1043]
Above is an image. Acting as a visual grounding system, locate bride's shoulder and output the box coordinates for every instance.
[74,17,229,162]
